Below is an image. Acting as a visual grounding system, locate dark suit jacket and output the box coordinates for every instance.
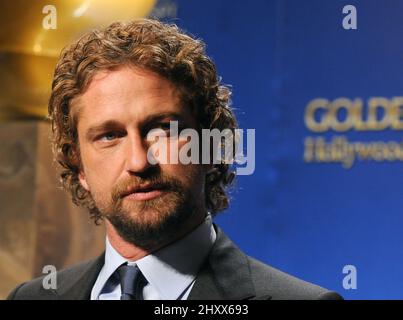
[7,226,342,300]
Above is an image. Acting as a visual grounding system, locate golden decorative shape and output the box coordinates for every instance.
[0,0,156,120]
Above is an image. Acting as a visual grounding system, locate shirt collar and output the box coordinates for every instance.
[92,214,216,300]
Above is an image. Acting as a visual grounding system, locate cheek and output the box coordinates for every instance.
[162,163,206,193]
[79,146,122,192]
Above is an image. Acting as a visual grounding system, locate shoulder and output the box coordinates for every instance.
[246,256,342,300]
[210,225,342,300]
[7,258,99,300]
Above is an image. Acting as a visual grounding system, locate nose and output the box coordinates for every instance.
[124,132,154,174]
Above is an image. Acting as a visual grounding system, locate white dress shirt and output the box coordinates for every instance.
[91,214,216,300]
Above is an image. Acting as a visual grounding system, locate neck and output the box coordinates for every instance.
[106,221,149,261]
[106,209,207,261]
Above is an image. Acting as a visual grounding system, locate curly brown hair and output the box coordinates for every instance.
[48,18,237,224]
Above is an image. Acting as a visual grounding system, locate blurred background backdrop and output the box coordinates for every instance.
[1,0,402,299]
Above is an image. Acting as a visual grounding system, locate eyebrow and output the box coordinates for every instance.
[141,112,187,131]
[85,112,187,141]
[85,120,123,141]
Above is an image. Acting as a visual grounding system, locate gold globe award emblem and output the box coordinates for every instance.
[0,0,156,120]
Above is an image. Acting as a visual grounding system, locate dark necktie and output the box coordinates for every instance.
[117,263,146,300]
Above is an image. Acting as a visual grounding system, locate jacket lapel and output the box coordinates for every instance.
[56,253,105,300]
[188,225,262,300]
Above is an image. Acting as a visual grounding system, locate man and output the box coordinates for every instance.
[8,19,341,300]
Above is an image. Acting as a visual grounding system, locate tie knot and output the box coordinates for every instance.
[117,263,146,300]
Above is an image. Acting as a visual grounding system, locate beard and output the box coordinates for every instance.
[90,168,204,250]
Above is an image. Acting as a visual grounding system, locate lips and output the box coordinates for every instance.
[122,184,166,201]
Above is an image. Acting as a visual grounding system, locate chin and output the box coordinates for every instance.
[122,203,177,225]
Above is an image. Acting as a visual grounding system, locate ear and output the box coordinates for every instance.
[78,171,90,191]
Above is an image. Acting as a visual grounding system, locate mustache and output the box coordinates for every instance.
[111,175,183,202]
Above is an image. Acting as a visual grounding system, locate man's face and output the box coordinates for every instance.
[75,65,208,249]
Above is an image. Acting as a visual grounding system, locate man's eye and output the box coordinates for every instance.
[157,122,185,132]
[158,123,171,130]
[100,132,119,141]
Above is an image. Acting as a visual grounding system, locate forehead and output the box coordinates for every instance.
[73,65,190,126]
